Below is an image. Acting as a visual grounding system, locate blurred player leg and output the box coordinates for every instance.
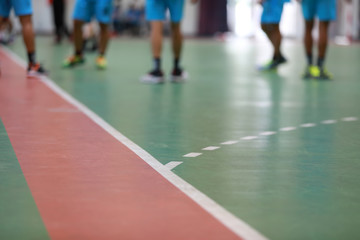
[258,0,287,71]
[19,15,47,76]
[170,21,188,82]
[94,0,112,69]
[140,0,165,84]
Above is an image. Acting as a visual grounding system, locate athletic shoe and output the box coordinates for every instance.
[258,56,287,71]
[62,55,85,68]
[27,63,48,77]
[302,65,319,79]
[170,68,188,83]
[96,56,107,69]
[316,68,333,80]
[140,70,165,84]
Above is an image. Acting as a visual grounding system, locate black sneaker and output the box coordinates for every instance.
[170,68,188,83]
[258,55,287,71]
[140,69,165,84]
[27,63,48,77]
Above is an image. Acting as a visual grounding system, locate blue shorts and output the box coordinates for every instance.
[0,0,32,17]
[261,0,290,24]
[73,0,113,24]
[301,0,336,21]
[146,0,185,23]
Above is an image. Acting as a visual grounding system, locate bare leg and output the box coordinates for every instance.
[73,19,84,55]
[304,20,314,65]
[150,21,163,59]
[261,23,282,58]
[0,16,4,31]
[19,15,47,74]
[171,22,182,59]
[19,15,35,54]
[99,23,109,55]
[140,21,164,82]
[318,21,330,62]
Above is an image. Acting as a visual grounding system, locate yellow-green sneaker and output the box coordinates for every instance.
[62,55,85,68]
[316,67,333,80]
[96,56,107,69]
[303,65,319,79]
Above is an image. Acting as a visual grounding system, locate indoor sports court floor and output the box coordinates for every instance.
[1,36,360,240]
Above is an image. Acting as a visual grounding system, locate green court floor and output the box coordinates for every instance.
[7,36,360,239]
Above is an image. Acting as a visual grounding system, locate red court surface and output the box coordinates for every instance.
[0,49,249,239]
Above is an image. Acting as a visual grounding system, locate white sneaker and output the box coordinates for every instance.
[170,69,188,83]
[140,70,165,84]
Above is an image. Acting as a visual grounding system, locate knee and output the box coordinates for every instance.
[261,23,275,34]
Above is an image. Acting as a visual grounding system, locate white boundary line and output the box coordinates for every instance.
[165,161,183,170]
[1,47,267,240]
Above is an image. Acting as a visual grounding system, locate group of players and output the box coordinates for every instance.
[0,0,340,81]
[259,0,338,80]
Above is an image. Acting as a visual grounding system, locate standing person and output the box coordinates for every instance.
[49,0,71,44]
[299,0,336,80]
[62,0,113,69]
[258,0,290,71]
[0,0,47,76]
[141,0,199,84]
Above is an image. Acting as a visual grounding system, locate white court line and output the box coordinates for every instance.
[2,48,267,240]
[202,146,220,151]
[165,161,183,170]
[300,123,316,128]
[221,140,239,145]
[342,117,358,122]
[241,136,258,140]
[183,152,202,158]
[259,131,277,136]
[280,127,297,132]
[321,119,337,124]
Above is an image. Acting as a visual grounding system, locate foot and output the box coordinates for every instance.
[96,56,107,70]
[27,62,48,77]
[170,68,188,83]
[302,65,319,79]
[62,55,85,68]
[258,56,287,71]
[140,70,165,84]
[316,67,333,80]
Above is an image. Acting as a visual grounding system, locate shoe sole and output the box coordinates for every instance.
[63,60,85,68]
[170,72,189,83]
[27,71,48,78]
[140,76,165,84]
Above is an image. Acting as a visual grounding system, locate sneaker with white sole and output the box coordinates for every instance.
[170,68,188,83]
[27,63,48,77]
[140,70,165,84]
